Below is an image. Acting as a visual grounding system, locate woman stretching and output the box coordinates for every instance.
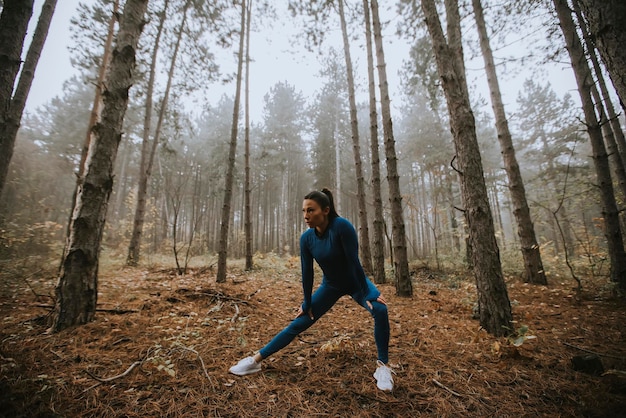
[229,189,394,391]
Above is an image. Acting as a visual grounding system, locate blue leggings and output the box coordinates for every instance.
[258,282,390,363]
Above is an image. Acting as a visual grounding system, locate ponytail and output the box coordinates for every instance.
[320,188,339,219]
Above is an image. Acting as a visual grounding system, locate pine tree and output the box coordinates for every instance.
[50,0,149,332]
[421,0,512,335]
[0,0,35,201]
[472,0,546,285]
[217,0,246,282]
[371,0,412,297]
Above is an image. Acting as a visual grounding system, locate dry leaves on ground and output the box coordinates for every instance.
[0,263,625,417]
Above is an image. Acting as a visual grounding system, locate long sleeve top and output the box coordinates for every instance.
[299,217,379,311]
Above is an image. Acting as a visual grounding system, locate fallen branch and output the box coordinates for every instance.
[82,360,143,393]
[432,379,463,397]
[231,303,240,322]
[84,361,142,383]
[22,272,54,302]
[175,288,250,305]
[35,304,138,314]
[208,293,249,304]
[177,346,212,384]
[563,342,625,360]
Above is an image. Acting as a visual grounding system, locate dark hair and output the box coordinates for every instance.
[304,188,339,219]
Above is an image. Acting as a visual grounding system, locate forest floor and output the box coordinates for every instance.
[0,256,625,417]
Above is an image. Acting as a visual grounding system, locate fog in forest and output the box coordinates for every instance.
[1,0,620,281]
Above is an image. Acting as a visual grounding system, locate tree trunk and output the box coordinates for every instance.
[334,117,341,210]
[0,0,34,200]
[572,0,626,201]
[594,82,626,201]
[217,0,246,282]
[244,0,253,271]
[421,0,512,336]
[127,0,174,266]
[362,0,386,284]
[62,0,118,271]
[80,0,118,178]
[2,0,56,162]
[554,0,626,288]
[370,0,412,296]
[50,0,149,332]
[572,0,626,169]
[577,0,626,111]
[472,0,547,285]
[338,0,373,274]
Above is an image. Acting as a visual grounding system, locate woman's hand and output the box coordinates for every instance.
[366,294,387,310]
[296,306,314,320]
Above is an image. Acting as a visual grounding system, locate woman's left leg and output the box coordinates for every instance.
[353,279,390,364]
[363,299,390,364]
[352,280,394,391]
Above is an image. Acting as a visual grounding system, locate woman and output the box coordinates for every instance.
[229,189,394,391]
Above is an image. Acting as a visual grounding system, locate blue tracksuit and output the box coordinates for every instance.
[259,217,390,363]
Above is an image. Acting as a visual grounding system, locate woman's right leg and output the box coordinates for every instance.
[258,283,343,359]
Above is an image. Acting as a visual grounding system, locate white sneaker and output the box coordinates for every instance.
[229,356,261,376]
[373,360,394,391]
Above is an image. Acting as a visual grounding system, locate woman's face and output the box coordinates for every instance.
[302,199,330,231]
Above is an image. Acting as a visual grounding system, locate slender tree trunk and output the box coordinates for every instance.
[554,0,626,288]
[370,0,412,296]
[338,0,373,274]
[334,117,341,211]
[593,82,626,201]
[80,0,118,177]
[421,0,512,335]
[127,0,175,266]
[472,0,546,285]
[364,8,387,284]
[279,170,287,255]
[577,0,626,111]
[572,0,626,168]
[0,0,34,201]
[446,173,461,252]
[50,0,148,332]
[217,0,246,282]
[112,136,130,218]
[244,0,253,270]
[61,1,117,270]
[1,0,56,167]
[572,0,626,201]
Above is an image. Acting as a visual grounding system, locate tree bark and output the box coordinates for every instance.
[572,0,626,169]
[577,0,626,111]
[62,0,117,272]
[80,0,119,178]
[554,0,626,288]
[421,0,512,336]
[370,0,412,297]
[472,0,547,285]
[217,0,246,282]
[127,0,180,266]
[572,0,626,201]
[244,0,253,271]
[362,0,386,284]
[50,0,149,332]
[338,0,373,275]
[0,0,34,201]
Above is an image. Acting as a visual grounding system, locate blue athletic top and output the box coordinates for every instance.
[300,216,380,312]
